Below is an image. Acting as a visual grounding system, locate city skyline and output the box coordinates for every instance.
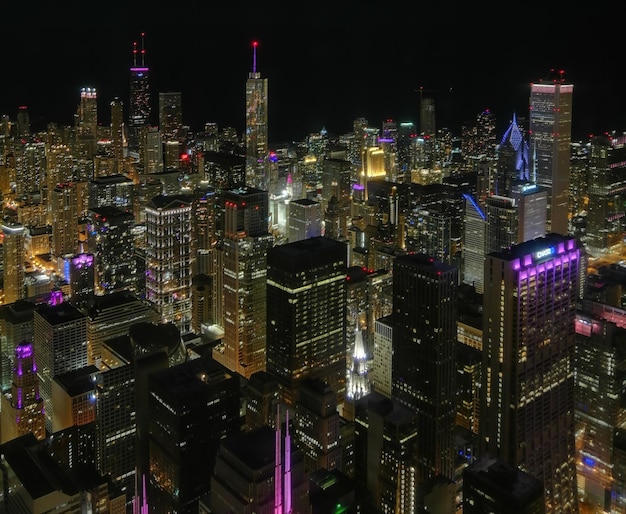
[3,4,625,143]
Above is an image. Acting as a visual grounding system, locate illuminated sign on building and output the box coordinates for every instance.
[534,247,555,260]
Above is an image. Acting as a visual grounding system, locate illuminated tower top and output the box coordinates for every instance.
[129,32,151,153]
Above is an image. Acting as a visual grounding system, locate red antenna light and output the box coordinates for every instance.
[133,41,137,67]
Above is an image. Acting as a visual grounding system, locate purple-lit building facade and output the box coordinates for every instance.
[479,233,582,513]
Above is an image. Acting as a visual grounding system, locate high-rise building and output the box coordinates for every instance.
[144,194,193,333]
[585,133,626,257]
[266,236,348,406]
[463,458,545,513]
[87,206,137,296]
[34,302,88,433]
[529,71,573,235]
[245,41,268,190]
[0,342,45,443]
[50,182,78,259]
[158,91,183,143]
[147,357,240,513]
[110,97,125,174]
[86,290,160,366]
[287,198,322,243]
[574,310,626,512]
[212,187,273,379]
[392,253,458,498]
[2,221,26,304]
[294,377,342,473]
[88,174,135,211]
[0,299,36,392]
[461,193,486,293]
[479,233,582,513]
[210,421,309,514]
[128,34,151,155]
[67,252,95,310]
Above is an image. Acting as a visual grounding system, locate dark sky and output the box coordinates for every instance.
[3,3,624,144]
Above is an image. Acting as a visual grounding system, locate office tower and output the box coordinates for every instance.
[295,377,342,473]
[371,315,393,398]
[16,105,30,138]
[110,97,125,174]
[405,205,453,264]
[191,184,217,277]
[210,422,309,514]
[0,434,85,512]
[463,458,545,513]
[245,370,280,431]
[392,254,458,496]
[67,252,95,309]
[190,274,213,335]
[574,311,626,512]
[203,151,246,190]
[212,187,273,379]
[128,34,151,155]
[479,233,582,513]
[287,198,322,242]
[147,357,240,513]
[144,194,193,333]
[88,174,135,210]
[51,365,98,432]
[321,157,351,211]
[34,302,88,433]
[78,87,98,136]
[86,290,160,366]
[18,141,46,198]
[585,133,626,257]
[2,221,26,304]
[245,41,268,190]
[0,300,36,392]
[529,70,573,235]
[462,108,498,161]
[510,183,548,241]
[461,193,486,293]
[353,391,419,512]
[266,236,347,406]
[496,112,531,194]
[158,91,183,143]
[142,125,163,173]
[419,89,436,137]
[87,206,137,296]
[50,182,78,258]
[0,342,45,443]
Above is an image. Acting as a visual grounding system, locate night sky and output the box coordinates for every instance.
[3,3,624,144]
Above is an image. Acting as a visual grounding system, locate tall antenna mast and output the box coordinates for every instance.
[133,41,137,67]
[252,40,258,74]
[141,32,146,67]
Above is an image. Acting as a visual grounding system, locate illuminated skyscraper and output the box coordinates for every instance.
[0,342,45,443]
[34,302,88,433]
[287,198,322,243]
[128,34,151,155]
[110,97,125,174]
[144,194,193,333]
[0,300,36,392]
[391,253,458,501]
[50,182,78,258]
[266,236,347,406]
[212,187,273,379]
[78,87,98,137]
[245,41,268,190]
[479,233,582,513]
[2,221,26,304]
[529,71,573,235]
[158,91,183,143]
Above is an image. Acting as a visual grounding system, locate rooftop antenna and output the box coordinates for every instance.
[141,32,146,67]
[252,40,258,74]
[133,40,137,67]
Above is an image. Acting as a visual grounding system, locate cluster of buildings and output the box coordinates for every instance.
[0,37,625,514]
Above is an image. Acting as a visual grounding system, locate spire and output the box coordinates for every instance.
[252,40,258,74]
[274,404,282,514]
[133,40,137,67]
[141,32,146,67]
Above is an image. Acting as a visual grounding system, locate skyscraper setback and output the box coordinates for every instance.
[128,34,151,155]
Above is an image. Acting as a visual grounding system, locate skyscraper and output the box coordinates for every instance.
[479,233,582,513]
[266,236,347,406]
[2,221,26,304]
[245,41,268,190]
[144,194,193,333]
[212,187,273,379]
[128,34,151,156]
[391,253,458,498]
[529,70,573,235]
[158,91,183,144]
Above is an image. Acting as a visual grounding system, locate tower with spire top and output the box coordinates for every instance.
[245,41,269,191]
[128,33,151,156]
